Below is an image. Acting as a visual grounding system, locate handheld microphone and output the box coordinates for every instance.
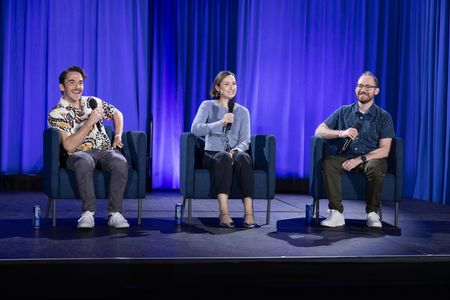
[340,122,361,153]
[226,98,235,131]
[88,97,102,131]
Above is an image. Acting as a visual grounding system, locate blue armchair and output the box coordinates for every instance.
[309,136,403,227]
[180,132,276,225]
[43,126,147,227]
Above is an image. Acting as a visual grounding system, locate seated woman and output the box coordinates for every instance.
[191,70,255,229]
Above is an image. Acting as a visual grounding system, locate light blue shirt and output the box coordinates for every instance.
[191,100,250,152]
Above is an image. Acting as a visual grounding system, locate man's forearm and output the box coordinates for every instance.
[113,110,124,137]
[315,123,341,140]
[61,124,92,153]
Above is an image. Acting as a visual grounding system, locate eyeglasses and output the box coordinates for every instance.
[356,84,377,90]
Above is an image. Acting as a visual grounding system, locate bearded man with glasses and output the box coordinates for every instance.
[314,71,395,228]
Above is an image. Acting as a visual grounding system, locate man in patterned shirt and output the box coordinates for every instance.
[48,66,129,229]
[314,71,395,228]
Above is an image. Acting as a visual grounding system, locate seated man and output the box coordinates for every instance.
[47,65,129,229]
[314,71,395,228]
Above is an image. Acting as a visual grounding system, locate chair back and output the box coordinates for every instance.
[180,132,276,200]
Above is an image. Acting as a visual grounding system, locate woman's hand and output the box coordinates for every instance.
[222,113,234,127]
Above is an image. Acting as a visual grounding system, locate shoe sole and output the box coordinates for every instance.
[320,222,345,228]
[243,223,256,229]
[219,223,235,228]
[108,224,130,228]
[77,225,94,229]
[367,224,382,228]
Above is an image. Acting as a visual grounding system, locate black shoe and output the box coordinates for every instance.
[219,213,235,228]
[243,214,256,229]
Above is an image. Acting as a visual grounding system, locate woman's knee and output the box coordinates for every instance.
[215,151,233,165]
[234,152,252,166]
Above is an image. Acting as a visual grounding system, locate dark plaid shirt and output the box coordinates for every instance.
[324,102,395,155]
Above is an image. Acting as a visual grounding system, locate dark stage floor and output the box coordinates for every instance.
[1,191,450,298]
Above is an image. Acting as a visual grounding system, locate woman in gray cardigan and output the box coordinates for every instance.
[191,71,255,229]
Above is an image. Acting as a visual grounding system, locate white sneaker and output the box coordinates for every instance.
[77,211,95,229]
[320,209,345,227]
[366,212,382,228]
[108,212,130,228]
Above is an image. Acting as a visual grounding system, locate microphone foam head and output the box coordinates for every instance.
[88,97,97,109]
[228,98,235,112]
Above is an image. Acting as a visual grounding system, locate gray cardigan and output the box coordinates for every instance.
[191,100,250,152]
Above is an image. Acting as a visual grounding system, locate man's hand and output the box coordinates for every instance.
[342,158,361,172]
[88,107,103,127]
[341,127,359,140]
[112,134,123,149]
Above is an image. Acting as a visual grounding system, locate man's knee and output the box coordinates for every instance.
[72,156,95,173]
[365,160,387,177]
[323,157,341,172]
[110,157,128,175]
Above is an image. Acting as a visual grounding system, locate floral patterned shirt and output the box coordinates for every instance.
[48,96,116,152]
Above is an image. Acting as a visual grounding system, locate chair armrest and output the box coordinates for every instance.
[43,128,62,197]
[309,135,325,198]
[180,132,197,197]
[251,134,276,198]
[126,131,147,197]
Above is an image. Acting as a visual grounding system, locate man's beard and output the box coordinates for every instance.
[357,93,373,104]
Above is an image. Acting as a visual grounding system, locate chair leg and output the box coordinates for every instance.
[137,198,142,225]
[313,198,320,223]
[181,197,187,218]
[188,198,192,225]
[46,197,52,219]
[395,202,399,227]
[52,199,56,227]
[266,199,272,225]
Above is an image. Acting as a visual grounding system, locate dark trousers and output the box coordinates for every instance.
[322,156,388,213]
[66,149,128,213]
[203,150,253,198]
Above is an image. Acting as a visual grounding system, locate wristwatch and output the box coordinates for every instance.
[361,155,367,163]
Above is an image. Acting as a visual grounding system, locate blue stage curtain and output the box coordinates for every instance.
[149,0,238,188]
[412,0,450,204]
[0,0,149,174]
[236,0,369,179]
[1,0,450,204]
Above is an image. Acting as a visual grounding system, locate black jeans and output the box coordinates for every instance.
[202,150,253,198]
[322,156,388,213]
[66,149,128,213]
